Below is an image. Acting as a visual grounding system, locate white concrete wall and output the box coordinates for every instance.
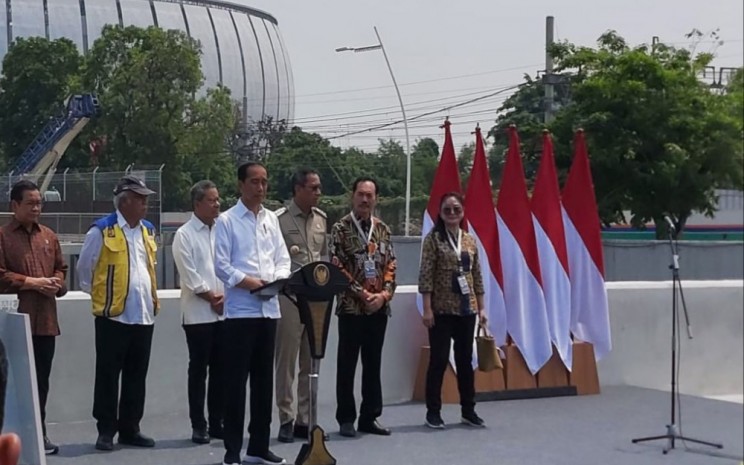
[599,280,744,398]
[0,281,741,424]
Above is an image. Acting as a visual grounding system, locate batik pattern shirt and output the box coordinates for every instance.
[330,214,397,316]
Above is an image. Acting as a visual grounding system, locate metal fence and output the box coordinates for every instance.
[1,166,164,236]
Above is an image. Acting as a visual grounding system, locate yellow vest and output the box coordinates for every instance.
[90,213,160,317]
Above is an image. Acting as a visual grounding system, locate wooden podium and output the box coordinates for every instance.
[276,262,350,465]
[412,340,600,403]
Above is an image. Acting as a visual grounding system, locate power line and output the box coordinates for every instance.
[290,63,542,99]
[325,84,522,141]
[292,85,516,123]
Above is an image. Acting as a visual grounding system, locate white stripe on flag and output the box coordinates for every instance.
[469,225,507,347]
[416,212,435,316]
[497,215,553,374]
[533,216,573,370]
[462,226,508,369]
[562,208,612,360]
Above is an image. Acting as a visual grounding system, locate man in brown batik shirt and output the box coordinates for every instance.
[329,176,396,439]
[0,180,67,455]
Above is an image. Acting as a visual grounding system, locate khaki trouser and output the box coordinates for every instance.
[275,295,313,426]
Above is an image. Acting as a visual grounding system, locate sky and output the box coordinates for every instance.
[248,0,743,153]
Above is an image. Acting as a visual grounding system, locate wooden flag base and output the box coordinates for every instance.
[569,341,600,395]
[412,346,505,403]
[412,341,599,402]
[537,348,569,388]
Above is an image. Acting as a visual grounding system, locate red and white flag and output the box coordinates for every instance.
[417,119,462,315]
[561,130,611,360]
[531,131,573,370]
[496,126,552,374]
[464,126,507,346]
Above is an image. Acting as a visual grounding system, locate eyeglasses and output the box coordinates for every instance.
[442,206,462,215]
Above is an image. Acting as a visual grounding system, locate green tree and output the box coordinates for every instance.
[458,143,475,187]
[374,139,406,197]
[0,37,83,168]
[548,31,743,237]
[265,127,347,201]
[411,137,439,195]
[487,74,572,187]
[82,25,234,209]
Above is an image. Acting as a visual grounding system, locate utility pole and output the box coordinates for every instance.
[544,16,555,124]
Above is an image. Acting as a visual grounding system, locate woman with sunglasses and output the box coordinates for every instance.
[418,192,487,430]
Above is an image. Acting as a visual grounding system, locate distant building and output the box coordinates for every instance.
[0,0,294,125]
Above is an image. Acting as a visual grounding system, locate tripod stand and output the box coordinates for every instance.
[631,220,723,454]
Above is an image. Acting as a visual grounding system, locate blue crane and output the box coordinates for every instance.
[10,93,100,193]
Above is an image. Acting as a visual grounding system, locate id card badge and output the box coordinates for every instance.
[457,274,471,295]
[364,259,377,279]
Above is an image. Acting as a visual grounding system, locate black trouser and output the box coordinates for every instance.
[426,314,476,415]
[32,336,55,436]
[335,313,388,425]
[93,317,154,437]
[183,321,225,432]
[223,318,276,462]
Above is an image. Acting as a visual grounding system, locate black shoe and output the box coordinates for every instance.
[95,434,114,451]
[191,428,210,444]
[292,423,306,439]
[294,424,330,441]
[425,411,445,429]
[461,411,486,428]
[357,420,391,436]
[118,432,156,447]
[339,422,356,438]
[44,436,59,455]
[278,421,294,443]
[243,449,287,464]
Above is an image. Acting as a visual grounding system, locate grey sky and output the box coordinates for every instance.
[249,0,743,152]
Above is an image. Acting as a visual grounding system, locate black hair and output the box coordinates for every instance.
[433,192,465,241]
[351,176,379,195]
[237,161,265,182]
[9,179,39,204]
[190,180,217,208]
[292,168,319,196]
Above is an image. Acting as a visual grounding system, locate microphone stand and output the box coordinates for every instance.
[631,222,723,453]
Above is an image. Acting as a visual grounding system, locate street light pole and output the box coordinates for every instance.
[336,26,412,236]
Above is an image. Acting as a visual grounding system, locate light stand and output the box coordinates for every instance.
[631,219,723,453]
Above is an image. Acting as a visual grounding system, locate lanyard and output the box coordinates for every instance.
[350,212,374,257]
[447,228,463,270]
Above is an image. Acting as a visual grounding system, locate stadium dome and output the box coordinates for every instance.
[0,0,294,124]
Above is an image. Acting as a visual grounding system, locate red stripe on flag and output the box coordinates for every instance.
[464,126,504,287]
[425,119,462,220]
[496,126,543,285]
[531,131,570,276]
[561,130,605,277]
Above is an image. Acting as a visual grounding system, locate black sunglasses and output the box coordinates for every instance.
[442,206,463,215]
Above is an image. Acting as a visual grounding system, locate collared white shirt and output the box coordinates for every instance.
[214,200,291,319]
[173,214,224,325]
[77,211,155,325]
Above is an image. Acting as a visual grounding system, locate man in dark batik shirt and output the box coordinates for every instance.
[329,176,396,438]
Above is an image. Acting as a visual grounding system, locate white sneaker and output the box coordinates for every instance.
[242,450,287,464]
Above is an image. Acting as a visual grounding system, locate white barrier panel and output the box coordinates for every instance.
[0,310,46,465]
[1,281,742,426]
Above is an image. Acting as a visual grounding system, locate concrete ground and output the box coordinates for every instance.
[46,386,743,465]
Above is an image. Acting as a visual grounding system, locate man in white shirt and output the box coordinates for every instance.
[214,161,291,465]
[76,175,159,452]
[172,180,225,445]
